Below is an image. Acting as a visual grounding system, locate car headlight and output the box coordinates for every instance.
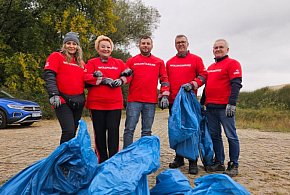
[7,104,25,110]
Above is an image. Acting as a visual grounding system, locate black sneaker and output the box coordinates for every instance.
[223,161,238,177]
[206,162,225,172]
[169,155,184,168]
[188,160,198,175]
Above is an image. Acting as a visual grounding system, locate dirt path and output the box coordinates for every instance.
[0,110,290,194]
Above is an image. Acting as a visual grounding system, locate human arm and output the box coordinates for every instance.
[182,57,207,91]
[43,69,61,108]
[226,77,242,117]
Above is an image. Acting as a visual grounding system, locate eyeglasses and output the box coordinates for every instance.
[175,41,187,45]
[213,46,225,49]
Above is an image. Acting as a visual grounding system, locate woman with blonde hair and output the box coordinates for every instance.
[84,35,132,163]
[44,32,85,144]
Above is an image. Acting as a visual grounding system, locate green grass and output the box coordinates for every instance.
[236,108,290,132]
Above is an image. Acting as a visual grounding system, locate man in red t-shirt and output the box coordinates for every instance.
[167,35,207,175]
[201,39,242,177]
[123,36,170,148]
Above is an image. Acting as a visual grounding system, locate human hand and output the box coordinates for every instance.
[120,68,133,77]
[181,83,193,91]
[158,96,169,110]
[93,70,103,78]
[101,78,114,87]
[111,79,123,88]
[49,95,61,108]
[226,104,236,117]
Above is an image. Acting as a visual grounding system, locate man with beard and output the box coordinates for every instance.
[123,36,170,148]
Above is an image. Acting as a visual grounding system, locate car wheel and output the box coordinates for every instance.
[0,110,7,129]
[20,122,34,127]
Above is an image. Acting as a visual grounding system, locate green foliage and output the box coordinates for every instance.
[110,0,160,47]
[238,86,290,110]
[236,108,290,132]
[237,85,290,132]
[0,0,160,118]
[3,53,45,94]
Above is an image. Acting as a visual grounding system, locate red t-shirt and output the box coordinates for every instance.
[166,52,207,103]
[205,57,242,105]
[44,52,84,95]
[84,57,127,110]
[126,54,169,103]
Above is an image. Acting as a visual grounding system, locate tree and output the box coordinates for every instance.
[0,0,161,118]
[110,0,161,49]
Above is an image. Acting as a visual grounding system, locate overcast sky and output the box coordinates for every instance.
[129,0,290,93]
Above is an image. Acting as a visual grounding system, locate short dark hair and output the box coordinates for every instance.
[175,34,188,42]
[139,35,152,44]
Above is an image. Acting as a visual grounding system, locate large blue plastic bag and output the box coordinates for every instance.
[0,120,98,195]
[192,174,250,195]
[89,136,160,195]
[150,169,193,195]
[150,170,250,195]
[199,114,214,166]
[168,88,202,160]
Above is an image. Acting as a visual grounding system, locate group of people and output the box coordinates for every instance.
[43,32,242,177]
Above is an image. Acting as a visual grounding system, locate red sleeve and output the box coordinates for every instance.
[117,59,129,84]
[84,59,100,85]
[193,57,208,87]
[159,60,170,96]
[44,52,61,73]
[125,57,133,84]
[228,60,242,79]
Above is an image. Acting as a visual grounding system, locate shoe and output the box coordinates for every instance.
[188,160,198,175]
[206,162,225,172]
[169,155,184,168]
[223,161,238,177]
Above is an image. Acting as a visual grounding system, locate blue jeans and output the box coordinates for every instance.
[207,108,240,166]
[123,102,156,148]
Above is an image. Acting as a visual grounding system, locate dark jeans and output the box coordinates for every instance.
[206,108,240,165]
[55,103,83,144]
[91,109,121,163]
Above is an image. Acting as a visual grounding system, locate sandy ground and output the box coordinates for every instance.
[0,110,290,194]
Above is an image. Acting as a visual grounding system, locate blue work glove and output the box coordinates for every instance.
[120,68,133,77]
[181,83,193,91]
[93,70,103,77]
[49,95,61,108]
[158,96,169,110]
[101,78,114,87]
[111,79,123,88]
[226,104,236,117]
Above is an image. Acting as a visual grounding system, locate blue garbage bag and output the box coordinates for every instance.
[89,136,160,195]
[199,114,214,166]
[0,120,98,195]
[150,169,193,195]
[168,88,202,160]
[192,174,250,195]
[150,170,250,195]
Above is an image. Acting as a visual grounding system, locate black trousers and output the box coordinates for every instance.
[55,103,83,144]
[91,109,121,163]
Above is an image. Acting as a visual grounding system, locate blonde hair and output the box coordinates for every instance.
[61,44,84,68]
[95,35,114,51]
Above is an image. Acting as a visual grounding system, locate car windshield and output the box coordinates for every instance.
[0,90,15,99]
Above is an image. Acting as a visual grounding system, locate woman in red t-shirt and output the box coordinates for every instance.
[84,35,131,163]
[44,32,85,144]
